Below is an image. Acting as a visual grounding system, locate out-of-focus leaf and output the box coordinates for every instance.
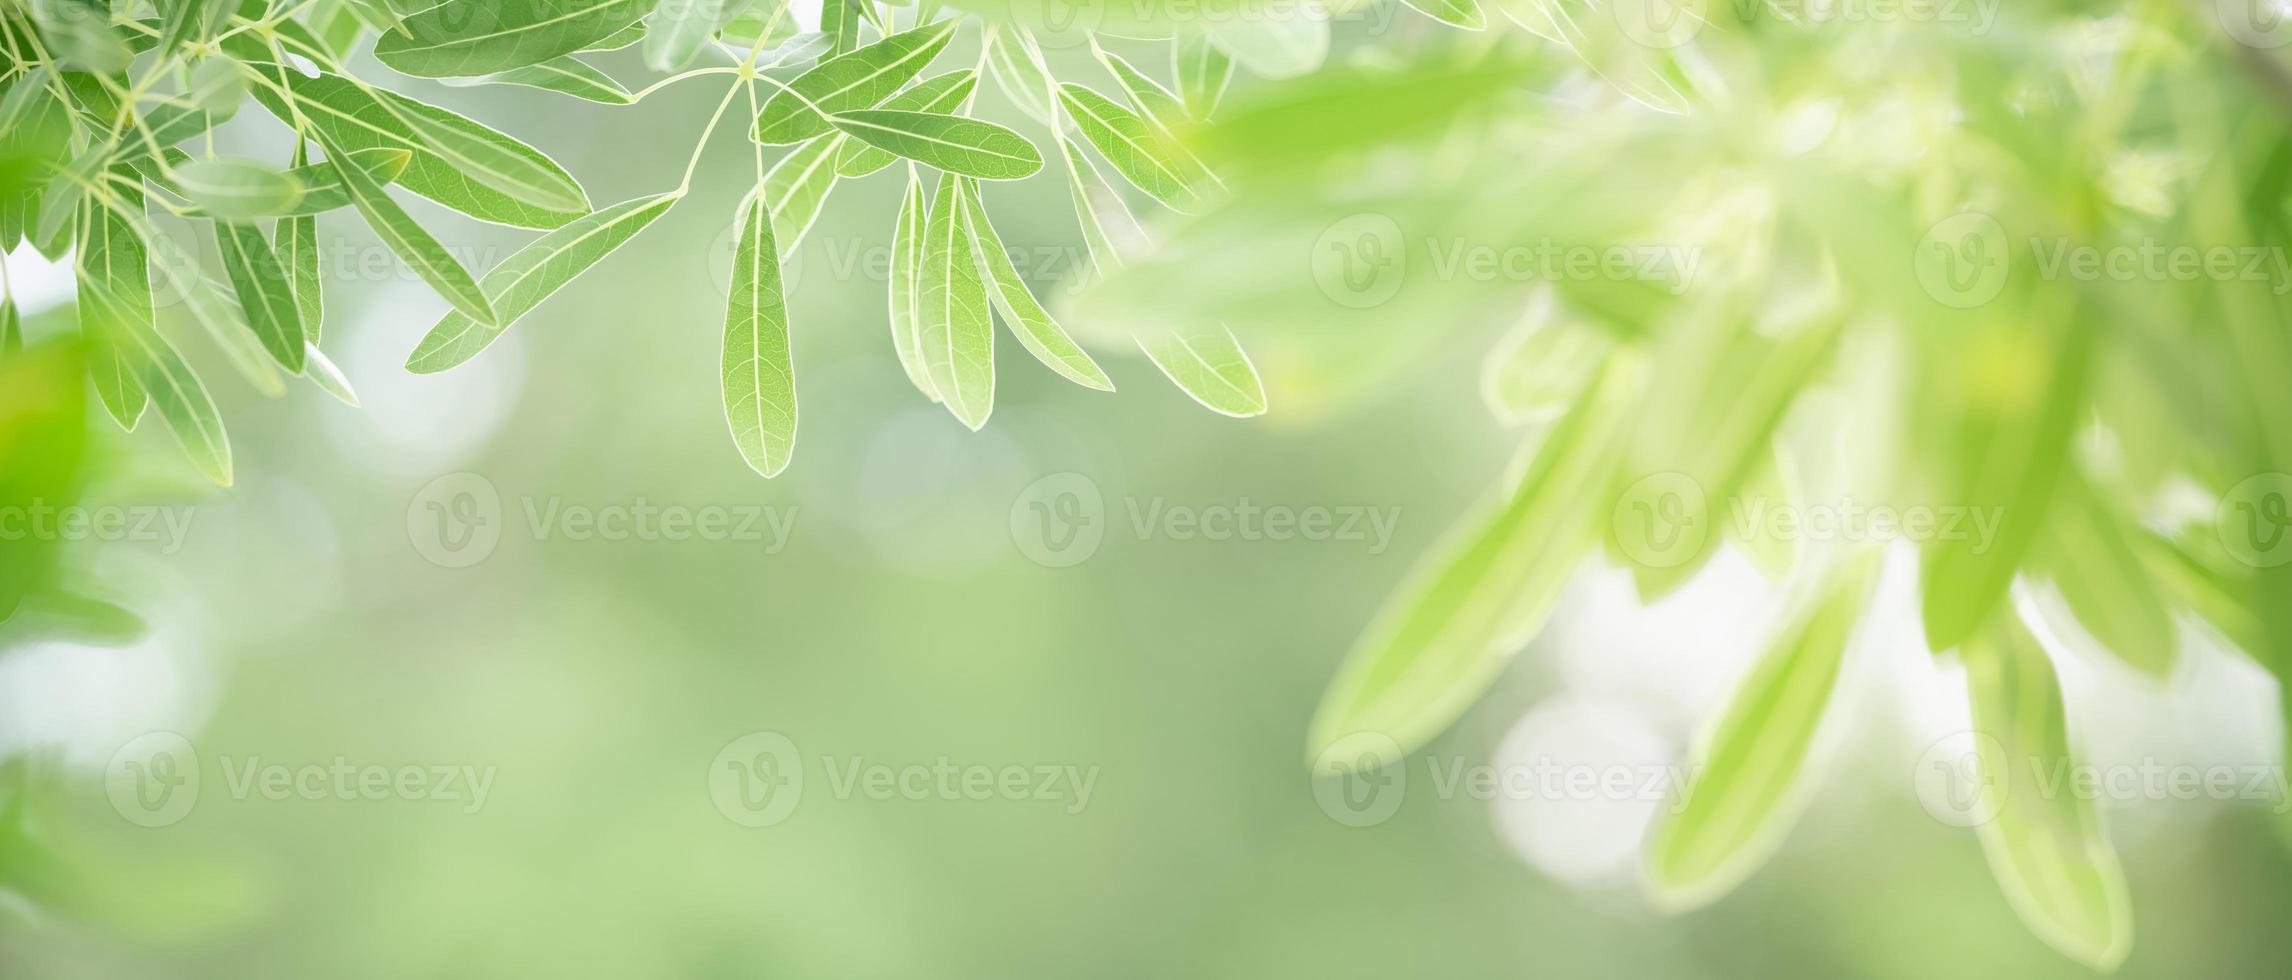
[30,0,130,73]
[1961,610,2133,972]
[1058,136,1144,276]
[829,110,1043,180]
[148,234,288,398]
[454,56,634,104]
[721,190,797,477]
[983,22,1054,125]
[172,158,306,221]
[0,591,146,645]
[645,0,735,71]
[1057,83,1206,213]
[0,343,87,622]
[374,0,648,77]
[1172,30,1232,120]
[1480,292,1610,427]
[407,193,679,372]
[1136,324,1264,417]
[960,180,1111,391]
[1307,355,1641,758]
[1645,551,1877,907]
[311,130,497,326]
[761,135,841,258]
[2033,473,2178,678]
[752,21,957,145]
[1400,0,1488,29]
[1202,12,1327,79]
[920,175,994,429]
[304,344,360,406]
[213,222,308,372]
[837,71,979,177]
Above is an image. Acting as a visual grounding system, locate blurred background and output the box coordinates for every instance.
[4,6,2292,979]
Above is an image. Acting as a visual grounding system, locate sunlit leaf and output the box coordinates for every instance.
[1172,31,1233,120]
[374,0,648,77]
[213,221,308,373]
[1400,0,1488,29]
[456,56,634,104]
[752,20,957,145]
[721,190,798,477]
[311,130,497,326]
[959,180,1111,391]
[829,110,1043,180]
[983,22,1054,125]
[761,134,841,258]
[1057,83,1207,213]
[836,70,978,178]
[304,344,361,407]
[2033,473,2178,678]
[920,175,994,429]
[889,167,936,401]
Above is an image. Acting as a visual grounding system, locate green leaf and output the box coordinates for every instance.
[174,148,416,218]
[835,70,978,178]
[73,190,152,427]
[1307,356,1640,759]
[1057,83,1208,213]
[30,0,131,73]
[276,209,325,343]
[959,180,1112,391]
[1480,295,1611,427]
[0,590,146,645]
[721,190,798,477]
[888,167,936,401]
[1058,136,1146,277]
[373,0,648,77]
[761,135,841,259]
[148,234,287,398]
[393,107,589,214]
[1088,39,1188,135]
[244,67,590,228]
[584,21,647,50]
[213,222,308,372]
[919,175,994,429]
[311,130,497,327]
[821,0,864,58]
[1173,31,1233,120]
[983,22,1054,125]
[95,287,234,486]
[304,344,361,407]
[751,20,957,145]
[1136,323,1265,417]
[36,141,113,250]
[0,293,17,359]
[1202,15,1327,80]
[2033,473,2179,678]
[644,0,735,72]
[828,110,1042,180]
[1961,610,2133,971]
[407,192,679,372]
[1400,0,1489,29]
[1645,552,1878,907]
[456,56,634,104]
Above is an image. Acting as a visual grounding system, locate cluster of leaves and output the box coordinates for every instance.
[0,0,1282,491]
[1054,1,2292,970]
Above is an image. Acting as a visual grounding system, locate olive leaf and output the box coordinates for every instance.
[374,0,648,78]
[761,135,841,259]
[889,167,937,401]
[721,190,798,477]
[920,175,995,429]
[752,20,957,145]
[829,111,1043,180]
[213,221,308,373]
[959,180,1112,391]
[310,129,498,327]
[836,70,979,178]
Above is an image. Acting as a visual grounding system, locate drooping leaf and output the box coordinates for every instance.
[2033,473,2179,678]
[888,167,936,400]
[406,192,679,372]
[311,130,497,326]
[1307,355,1641,758]
[1400,0,1489,29]
[456,56,634,104]
[147,233,287,398]
[1172,31,1233,120]
[174,148,415,218]
[836,70,978,178]
[1136,323,1265,417]
[982,22,1054,125]
[0,293,17,358]
[275,167,325,342]
[213,221,308,372]
[373,0,648,77]
[304,344,361,406]
[1088,39,1187,135]
[919,175,994,429]
[751,20,957,145]
[760,135,840,259]
[644,0,734,72]
[1058,136,1147,277]
[721,190,798,477]
[828,110,1042,180]
[1057,83,1209,213]
[959,180,1111,391]
[73,189,152,428]
[1645,552,1878,907]
[88,280,234,486]
[1960,610,2133,971]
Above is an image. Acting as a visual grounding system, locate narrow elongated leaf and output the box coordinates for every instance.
[821,0,863,58]
[761,135,841,259]
[2034,473,2178,678]
[721,191,797,476]
[829,110,1043,180]
[983,23,1054,125]
[73,190,151,427]
[395,109,588,214]
[645,0,733,71]
[1057,83,1208,213]
[888,168,936,400]
[1307,356,1641,758]
[1962,611,2133,971]
[374,0,648,77]
[1089,39,1187,134]
[36,141,113,249]
[407,192,679,371]
[456,56,633,104]
[1401,0,1489,29]
[174,148,415,218]
[0,293,17,358]
[304,344,361,406]
[312,131,496,326]
[148,235,287,398]
[1059,136,1146,276]
[243,67,589,228]
[836,70,978,178]
[959,180,1111,391]
[0,590,146,645]
[1481,297,1611,426]
[88,282,233,485]
[213,222,308,372]
[1645,553,1878,907]
[752,21,957,145]
[1202,15,1328,80]
[1136,323,1264,417]
[276,208,325,343]
[1173,32,1234,120]
[584,21,647,50]
[919,176,994,429]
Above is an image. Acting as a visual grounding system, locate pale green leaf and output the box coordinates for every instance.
[1088,39,1187,135]
[752,20,957,145]
[407,192,679,372]
[0,293,17,359]
[761,135,841,259]
[304,344,361,407]
[456,56,634,104]
[374,0,649,77]
[721,191,798,477]
[920,176,994,429]
[1172,31,1233,120]
[1057,83,1208,213]
[213,221,308,372]
[147,234,288,398]
[836,70,978,178]
[644,0,735,72]
[1400,0,1489,29]
[888,167,936,401]
[2033,473,2178,678]
[1202,15,1327,80]
[828,110,1043,180]
[959,180,1112,391]
[983,22,1054,125]
[1479,292,1611,427]
[73,190,152,427]
[1058,136,1146,277]
[275,206,325,343]
[1136,323,1264,417]
[313,130,497,326]
[175,148,416,218]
